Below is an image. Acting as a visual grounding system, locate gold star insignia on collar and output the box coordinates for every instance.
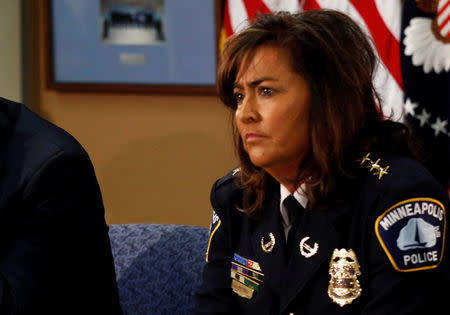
[373,165,390,179]
[368,159,381,172]
[357,153,390,180]
[358,153,372,166]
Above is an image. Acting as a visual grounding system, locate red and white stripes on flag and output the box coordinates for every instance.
[223,0,300,35]
[437,0,450,38]
[222,0,405,121]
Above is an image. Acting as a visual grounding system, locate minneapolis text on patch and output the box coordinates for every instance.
[380,202,444,231]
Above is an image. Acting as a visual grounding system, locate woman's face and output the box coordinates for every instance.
[234,44,311,182]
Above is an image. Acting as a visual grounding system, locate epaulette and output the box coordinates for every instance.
[216,167,241,188]
[356,153,390,180]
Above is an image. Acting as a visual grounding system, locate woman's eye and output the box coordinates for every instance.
[259,87,273,96]
[234,92,244,104]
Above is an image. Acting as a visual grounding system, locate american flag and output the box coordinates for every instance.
[221,0,450,191]
[222,0,404,120]
[401,0,450,190]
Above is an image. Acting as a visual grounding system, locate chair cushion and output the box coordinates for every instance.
[109,224,208,315]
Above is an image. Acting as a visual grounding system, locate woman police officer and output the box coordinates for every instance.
[195,9,450,314]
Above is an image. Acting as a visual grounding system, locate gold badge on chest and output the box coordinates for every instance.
[328,248,362,307]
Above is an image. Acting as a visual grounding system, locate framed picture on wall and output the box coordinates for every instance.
[45,0,221,94]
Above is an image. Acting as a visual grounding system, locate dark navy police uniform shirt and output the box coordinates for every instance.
[195,152,450,314]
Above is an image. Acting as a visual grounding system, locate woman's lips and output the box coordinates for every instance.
[245,133,264,142]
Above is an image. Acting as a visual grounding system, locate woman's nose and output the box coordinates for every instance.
[236,95,259,124]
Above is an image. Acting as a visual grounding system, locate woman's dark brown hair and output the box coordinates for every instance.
[218,9,412,215]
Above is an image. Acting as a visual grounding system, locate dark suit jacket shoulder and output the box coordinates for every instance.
[0,97,90,196]
[0,98,122,314]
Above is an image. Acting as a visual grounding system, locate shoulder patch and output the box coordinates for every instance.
[375,198,446,272]
[205,210,222,262]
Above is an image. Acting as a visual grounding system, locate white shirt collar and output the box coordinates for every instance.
[280,183,308,208]
[279,183,309,229]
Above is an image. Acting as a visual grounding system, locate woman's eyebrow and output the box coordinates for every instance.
[234,77,279,89]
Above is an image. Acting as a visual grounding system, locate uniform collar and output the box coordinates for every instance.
[280,183,309,234]
[280,183,308,209]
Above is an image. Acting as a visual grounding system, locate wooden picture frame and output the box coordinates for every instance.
[44,0,222,95]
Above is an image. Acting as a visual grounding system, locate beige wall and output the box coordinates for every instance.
[32,1,235,227]
[0,2,22,102]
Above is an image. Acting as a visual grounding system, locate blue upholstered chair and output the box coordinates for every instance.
[108,224,209,315]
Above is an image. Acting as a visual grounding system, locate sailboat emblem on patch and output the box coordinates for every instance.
[375,198,446,272]
[397,218,438,250]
